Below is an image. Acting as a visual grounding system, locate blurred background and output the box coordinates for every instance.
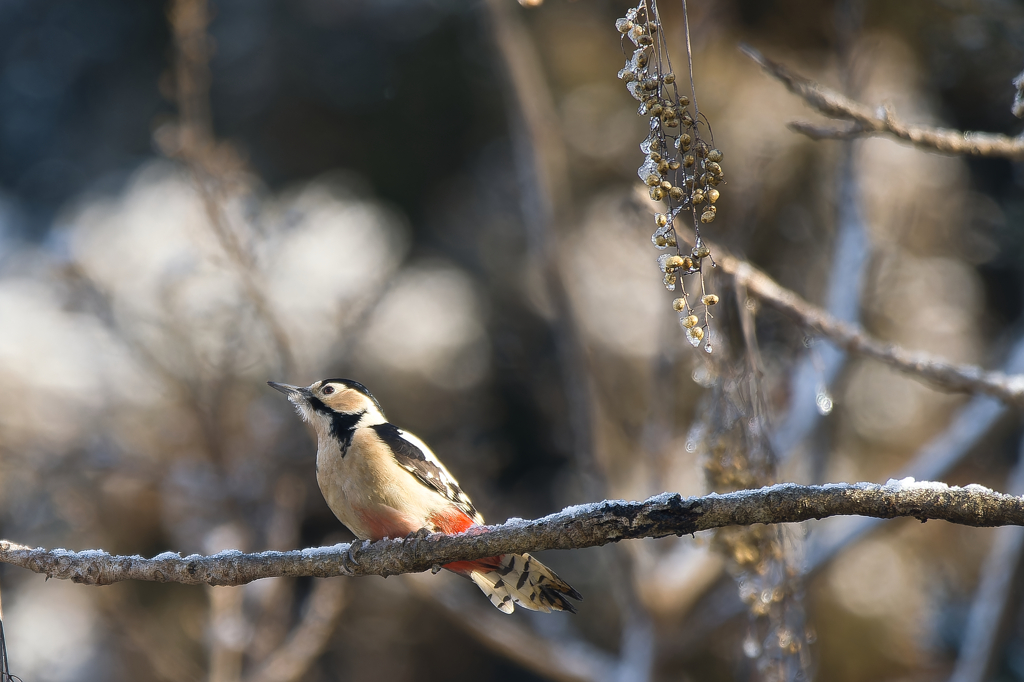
[1,0,1024,680]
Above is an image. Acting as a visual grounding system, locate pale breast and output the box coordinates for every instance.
[316,427,447,541]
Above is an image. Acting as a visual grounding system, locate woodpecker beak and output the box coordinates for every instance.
[267,381,313,401]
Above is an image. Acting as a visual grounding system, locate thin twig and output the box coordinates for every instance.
[2,480,1023,587]
[787,121,871,140]
[713,247,1024,406]
[741,44,1024,159]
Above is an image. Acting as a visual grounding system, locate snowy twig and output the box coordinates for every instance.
[2,480,1023,587]
[715,249,1024,406]
[742,45,1024,159]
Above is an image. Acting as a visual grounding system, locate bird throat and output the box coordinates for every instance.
[308,396,363,457]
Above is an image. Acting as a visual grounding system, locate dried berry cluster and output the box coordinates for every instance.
[616,0,724,352]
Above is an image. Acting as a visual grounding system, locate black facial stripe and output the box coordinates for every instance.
[307,395,362,456]
[329,411,362,436]
[329,411,362,455]
[307,396,330,414]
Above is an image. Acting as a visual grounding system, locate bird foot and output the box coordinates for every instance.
[405,527,433,553]
[340,541,363,576]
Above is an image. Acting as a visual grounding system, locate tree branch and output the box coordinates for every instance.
[713,248,1024,406]
[2,480,1022,587]
[741,44,1024,159]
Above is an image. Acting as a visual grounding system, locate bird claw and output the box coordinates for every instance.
[405,527,432,541]
[405,527,433,553]
[340,541,363,576]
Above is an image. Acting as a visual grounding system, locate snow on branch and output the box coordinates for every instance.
[741,45,1024,159]
[1,480,1022,588]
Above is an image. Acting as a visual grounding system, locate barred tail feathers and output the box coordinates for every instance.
[468,553,582,614]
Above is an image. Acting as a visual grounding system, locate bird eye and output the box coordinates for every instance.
[322,385,335,395]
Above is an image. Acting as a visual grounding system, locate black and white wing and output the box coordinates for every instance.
[370,422,484,524]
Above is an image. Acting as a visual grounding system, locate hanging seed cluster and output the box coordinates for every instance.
[616,0,725,353]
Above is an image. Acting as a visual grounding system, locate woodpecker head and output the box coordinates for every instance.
[268,379,386,440]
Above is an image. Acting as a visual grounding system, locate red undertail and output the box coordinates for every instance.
[429,508,504,575]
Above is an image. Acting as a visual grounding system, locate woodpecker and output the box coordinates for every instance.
[268,378,581,614]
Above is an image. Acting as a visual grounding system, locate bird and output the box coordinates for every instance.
[268,378,582,614]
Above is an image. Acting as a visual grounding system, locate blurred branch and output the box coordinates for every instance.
[190,175,296,377]
[168,0,213,150]
[806,326,1024,569]
[95,591,207,682]
[408,576,614,682]
[1013,66,1024,119]
[0,577,15,682]
[684,354,1022,668]
[242,579,347,682]
[245,479,306,662]
[675,333,1024,652]
[164,0,295,375]
[770,103,868,465]
[711,246,1024,406]
[484,0,601,494]
[208,585,244,682]
[3,481,1024,586]
[948,442,1024,682]
[742,44,1024,159]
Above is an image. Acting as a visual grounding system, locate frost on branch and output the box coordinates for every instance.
[1,480,1021,588]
